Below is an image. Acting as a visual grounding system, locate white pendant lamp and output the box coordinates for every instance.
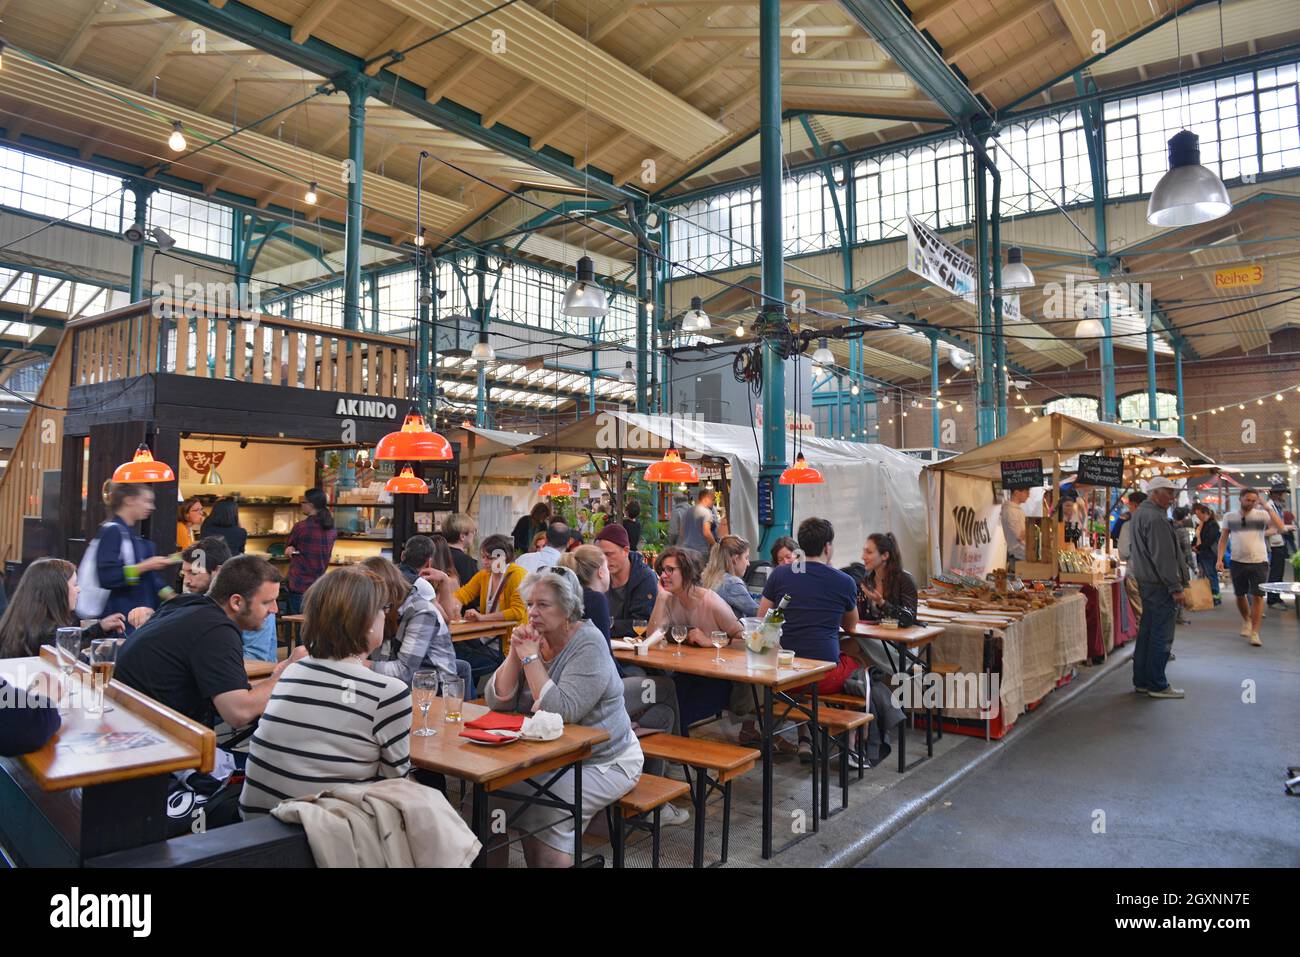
[1074,317,1105,338]
[561,255,608,317]
[619,360,636,384]
[167,121,187,152]
[1146,131,1232,227]
[681,296,710,332]
[811,337,835,367]
[1002,246,1034,288]
[950,348,973,372]
[470,330,495,363]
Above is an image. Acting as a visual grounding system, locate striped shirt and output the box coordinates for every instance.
[239,657,411,817]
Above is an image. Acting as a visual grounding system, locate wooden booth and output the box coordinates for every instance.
[35,300,457,575]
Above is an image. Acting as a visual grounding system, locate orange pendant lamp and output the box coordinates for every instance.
[384,465,428,495]
[645,448,699,484]
[375,409,453,461]
[112,443,175,483]
[539,473,575,497]
[779,452,824,485]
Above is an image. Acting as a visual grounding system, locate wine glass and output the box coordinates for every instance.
[710,630,728,665]
[55,627,82,712]
[413,670,439,737]
[671,624,687,657]
[87,637,119,716]
[631,619,648,645]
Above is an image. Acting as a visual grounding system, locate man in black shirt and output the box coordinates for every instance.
[442,513,481,585]
[116,555,302,729]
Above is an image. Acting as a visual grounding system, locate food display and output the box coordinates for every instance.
[921,580,1058,614]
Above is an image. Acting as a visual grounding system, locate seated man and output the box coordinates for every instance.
[758,517,859,763]
[116,555,303,736]
[398,534,435,586]
[128,537,279,662]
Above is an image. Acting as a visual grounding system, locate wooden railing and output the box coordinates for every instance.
[71,300,412,398]
[0,332,72,564]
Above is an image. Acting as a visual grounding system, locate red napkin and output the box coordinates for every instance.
[463,711,525,732]
[459,728,519,745]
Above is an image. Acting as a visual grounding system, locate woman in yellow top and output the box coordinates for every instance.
[177,497,204,548]
[453,533,527,663]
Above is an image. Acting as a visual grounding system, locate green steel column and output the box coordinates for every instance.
[589,316,599,415]
[929,330,940,448]
[417,251,432,415]
[655,217,669,413]
[475,253,488,427]
[368,272,379,331]
[342,75,370,331]
[971,152,995,444]
[1078,73,1118,423]
[990,173,1006,437]
[1175,341,1185,437]
[1097,261,1118,421]
[757,0,790,551]
[635,202,650,413]
[1144,285,1159,429]
[128,180,153,302]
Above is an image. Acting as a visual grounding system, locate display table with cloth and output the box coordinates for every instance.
[921,592,1087,733]
[1099,578,1137,653]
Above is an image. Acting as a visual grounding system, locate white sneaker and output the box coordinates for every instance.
[1250,633,1262,647]
[658,803,691,827]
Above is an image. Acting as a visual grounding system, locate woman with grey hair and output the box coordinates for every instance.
[484,565,643,868]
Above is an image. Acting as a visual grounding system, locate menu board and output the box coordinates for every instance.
[1077,453,1124,487]
[1000,458,1045,490]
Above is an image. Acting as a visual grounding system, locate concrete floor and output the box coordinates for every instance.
[858,597,1300,868]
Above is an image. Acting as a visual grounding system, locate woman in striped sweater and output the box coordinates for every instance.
[240,566,411,817]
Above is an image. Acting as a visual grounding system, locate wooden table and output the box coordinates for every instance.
[245,659,276,680]
[408,697,607,867]
[0,648,215,864]
[449,619,515,651]
[612,642,833,860]
[279,614,303,653]
[843,622,946,772]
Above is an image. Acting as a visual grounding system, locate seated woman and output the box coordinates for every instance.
[453,534,528,682]
[484,566,642,868]
[556,545,612,641]
[0,557,126,659]
[701,535,758,619]
[770,536,799,567]
[849,532,914,766]
[239,566,411,817]
[361,557,469,690]
[422,534,463,620]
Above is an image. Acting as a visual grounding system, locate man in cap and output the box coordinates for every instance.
[1218,486,1286,646]
[1128,477,1189,698]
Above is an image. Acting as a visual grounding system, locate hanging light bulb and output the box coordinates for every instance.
[304,181,318,205]
[681,296,710,332]
[561,255,608,317]
[950,349,973,372]
[1147,131,1232,227]
[910,398,920,409]
[385,465,428,495]
[539,473,575,497]
[1257,398,1264,406]
[167,120,187,152]
[415,228,426,248]
[1276,393,1284,401]
[619,360,636,384]
[955,403,964,412]
[850,383,860,396]
[780,452,824,485]
[1002,246,1034,288]
[645,448,698,483]
[470,330,495,363]
[811,338,835,367]
[112,443,175,483]
[375,408,453,461]
[735,320,746,337]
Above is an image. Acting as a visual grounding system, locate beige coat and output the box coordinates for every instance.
[271,778,480,868]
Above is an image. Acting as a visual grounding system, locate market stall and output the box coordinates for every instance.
[514,411,931,571]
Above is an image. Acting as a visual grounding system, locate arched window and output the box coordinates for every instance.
[1043,395,1100,421]
[1119,390,1178,435]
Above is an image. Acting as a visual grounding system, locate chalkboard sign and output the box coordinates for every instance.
[1078,453,1124,487]
[1000,458,1044,490]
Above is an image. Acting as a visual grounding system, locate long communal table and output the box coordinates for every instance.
[408,697,607,868]
[612,642,832,861]
[0,648,215,865]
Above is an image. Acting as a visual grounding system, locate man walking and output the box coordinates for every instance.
[1218,486,1286,647]
[1265,485,1295,608]
[1128,477,1188,699]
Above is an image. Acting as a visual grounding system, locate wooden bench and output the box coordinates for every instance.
[775,699,875,817]
[605,773,691,868]
[638,734,759,868]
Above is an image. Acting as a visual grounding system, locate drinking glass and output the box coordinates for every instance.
[87,637,119,716]
[710,631,728,665]
[412,670,439,737]
[631,619,648,642]
[671,625,688,657]
[442,674,465,723]
[55,627,82,712]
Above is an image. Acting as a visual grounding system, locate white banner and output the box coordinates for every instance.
[932,471,1007,577]
[905,215,1021,322]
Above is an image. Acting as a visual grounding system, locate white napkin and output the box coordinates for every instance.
[520,711,563,741]
[611,630,666,652]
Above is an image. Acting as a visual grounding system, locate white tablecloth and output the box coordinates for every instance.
[926,592,1088,729]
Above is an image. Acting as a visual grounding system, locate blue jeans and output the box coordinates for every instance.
[455,640,504,688]
[1133,583,1176,691]
[1196,555,1220,596]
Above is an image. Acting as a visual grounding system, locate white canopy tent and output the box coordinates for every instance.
[513,411,931,575]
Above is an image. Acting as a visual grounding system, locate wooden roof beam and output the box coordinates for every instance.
[291,0,346,44]
[970,37,1072,94]
[59,6,105,67]
[941,0,1054,64]
[130,22,190,90]
[682,25,858,39]
[362,18,428,75]
[426,52,483,103]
